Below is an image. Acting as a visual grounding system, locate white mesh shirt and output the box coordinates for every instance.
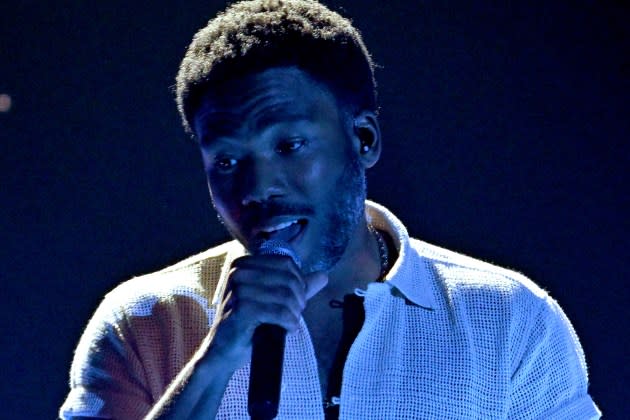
[60,201,601,419]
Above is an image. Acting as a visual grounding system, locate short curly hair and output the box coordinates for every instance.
[175,0,377,134]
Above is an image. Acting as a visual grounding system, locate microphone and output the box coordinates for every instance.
[248,240,302,420]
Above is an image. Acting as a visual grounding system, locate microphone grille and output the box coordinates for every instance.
[255,240,302,269]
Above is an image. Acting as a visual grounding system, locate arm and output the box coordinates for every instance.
[147,255,327,419]
[144,325,241,419]
[61,255,327,420]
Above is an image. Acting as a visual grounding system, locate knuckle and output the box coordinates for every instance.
[266,303,299,329]
[278,255,296,269]
[283,311,301,331]
[278,303,300,324]
[276,285,294,300]
[228,266,250,284]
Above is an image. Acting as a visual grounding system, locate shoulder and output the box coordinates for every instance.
[402,239,599,417]
[68,241,238,381]
[100,241,237,317]
[61,244,239,418]
[407,238,587,378]
[410,238,549,315]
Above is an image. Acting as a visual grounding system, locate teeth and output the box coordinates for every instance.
[262,220,298,233]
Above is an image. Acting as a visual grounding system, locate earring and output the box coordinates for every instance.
[356,124,373,153]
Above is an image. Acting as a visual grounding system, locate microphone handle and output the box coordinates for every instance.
[248,323,286,420]
[247,239,299,419]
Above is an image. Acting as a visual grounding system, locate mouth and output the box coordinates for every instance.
[252,217,308,244]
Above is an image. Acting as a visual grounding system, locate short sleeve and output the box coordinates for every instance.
[508,296,601,419]
[59,297,153,419]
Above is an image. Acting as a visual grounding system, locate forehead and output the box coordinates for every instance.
[193,67,344,141]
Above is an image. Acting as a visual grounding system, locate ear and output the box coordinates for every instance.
[351,110,381,169]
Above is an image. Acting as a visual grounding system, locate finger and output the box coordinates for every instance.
[234,282,305,315]
[232,254,301,277]
[228,265,306,304]
[304,271,329,300]
[237,299,302,332]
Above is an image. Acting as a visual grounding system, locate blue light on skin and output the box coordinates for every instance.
[193,66,382,283]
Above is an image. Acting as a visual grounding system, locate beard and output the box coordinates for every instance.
[302,155,366,274]
[214,155,367,274]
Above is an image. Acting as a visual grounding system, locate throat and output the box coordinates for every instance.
[326,224,395,293]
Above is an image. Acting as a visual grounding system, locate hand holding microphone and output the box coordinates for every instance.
[248,240,303,420]
[208,240,327,419]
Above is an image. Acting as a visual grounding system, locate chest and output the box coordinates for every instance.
[303,300,344,395]
[303,293,366,399]
[304,303,506,418]
[216,294,510,419]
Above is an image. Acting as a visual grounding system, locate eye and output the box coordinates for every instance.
[276,137,306,155]
[214,156,238,172]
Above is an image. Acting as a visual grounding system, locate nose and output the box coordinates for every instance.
[240,157,285,206]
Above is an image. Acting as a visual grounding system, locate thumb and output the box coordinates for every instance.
[304,271,328,300]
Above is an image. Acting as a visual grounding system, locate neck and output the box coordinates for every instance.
[320,218,382,299]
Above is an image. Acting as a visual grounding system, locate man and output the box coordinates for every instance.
[60,1,600,418]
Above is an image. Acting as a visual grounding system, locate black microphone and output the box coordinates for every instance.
[248,240,302,420]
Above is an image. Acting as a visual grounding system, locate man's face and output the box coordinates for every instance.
[193,66,367,273]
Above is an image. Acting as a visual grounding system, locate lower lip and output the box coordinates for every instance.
[291,221,307,245]
[252,221,308,263]
[259,220,307,244]
[281,220,306,245]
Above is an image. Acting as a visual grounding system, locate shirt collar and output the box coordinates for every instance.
[366,200,437,309]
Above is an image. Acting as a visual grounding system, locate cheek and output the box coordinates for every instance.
[298,151,350,194]
[300,160,325,181]
[294,159,341,207]
[292,159,332,199]
[207,178,239,220]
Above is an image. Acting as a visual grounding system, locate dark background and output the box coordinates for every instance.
[1,0,628,417]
